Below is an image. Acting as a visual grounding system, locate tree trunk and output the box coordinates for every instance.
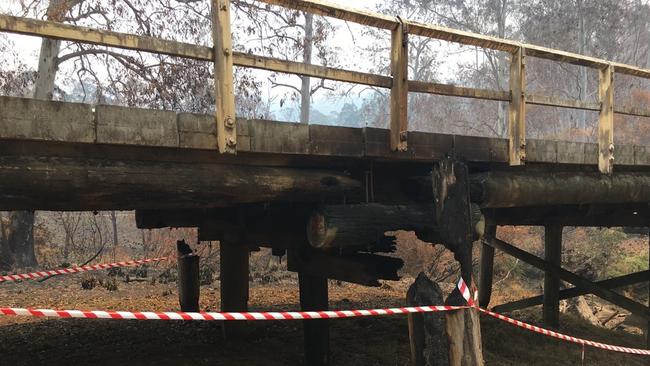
[6,0,68,269]
[299,13,313,124]
[110,211,118,261]
[0,212,11,270]
[7,211,37,268]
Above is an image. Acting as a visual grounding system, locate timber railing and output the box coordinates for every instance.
[2,0,650,173]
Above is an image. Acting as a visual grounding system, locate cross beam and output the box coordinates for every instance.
[484,237,650,319]
[493,270,650,313]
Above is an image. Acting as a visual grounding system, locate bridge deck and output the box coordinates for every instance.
[2,96,649,168]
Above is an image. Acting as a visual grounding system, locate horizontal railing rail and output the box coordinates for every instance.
[2,0,650,172]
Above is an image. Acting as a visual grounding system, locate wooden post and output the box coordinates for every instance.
[598,64,614,174]
[212,0,237,154]
[390,19,408,152]
[299,272,329,366]
[647,229,649,349]
[508,46,526,166]
[543,225,562,329]
[220,241,249,336]
[445,309,485,366]
[177,240,200,312]
[478,224,496,308]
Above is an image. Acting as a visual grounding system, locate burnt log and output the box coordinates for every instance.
[177,240,200,312]
[471,171,650,208]
[0,155,361,211]
[287,249,403,287]
[307,203,438,251]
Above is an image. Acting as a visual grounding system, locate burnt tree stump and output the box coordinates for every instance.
[407,273,449,366]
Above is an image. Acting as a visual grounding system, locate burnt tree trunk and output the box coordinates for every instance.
[407,273,449,366]
[7,211,37,268]
[177,240,200,312]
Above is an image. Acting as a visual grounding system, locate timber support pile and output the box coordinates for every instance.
[177,240,200,312]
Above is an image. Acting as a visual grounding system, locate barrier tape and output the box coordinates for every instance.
[0,305,466,321]
[0,257,170,282]
[455,278,650,356]
[0,261,647,356]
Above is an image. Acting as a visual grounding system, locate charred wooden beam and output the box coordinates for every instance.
[471,171,650,208]
[493,270,650,313]
[483,203,650,227]
[307,203,438,251]
[433,157,475,305]
[287,250,403,287]
[0,156,360,211]
[485,236,650,319]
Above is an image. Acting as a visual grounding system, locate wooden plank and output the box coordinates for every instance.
[525,139,556,163]
[454,135,508,162]
[95,105,178,147]
[309,124,364,156]
[493,270,650,313]
[177,113,216,149]
[543,225,562,329]
[258,0,397,30]
[598,65,614,174]
[615,105,650,118]
[408,81,510,101]
[485,237,650,318]
[0,14,213,61]
[212,0,237,154]
[249,120,309,154]
[390,21,408,151]
[483,204,650,227]
[508,47,526,166]
[635,146,650,165]
[616,144,635,165]
[556,141,586,164]
[407,20,519,53]
[0,96,94,143]
[526,94,600,111]
[236,53,391,88]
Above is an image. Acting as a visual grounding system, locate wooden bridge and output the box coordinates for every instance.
[1,0,650,363]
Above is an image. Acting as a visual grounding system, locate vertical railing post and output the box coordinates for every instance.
[508,46,526,166]
[390,18,408,152]
[598,64,614,174]
[212,0,237,154]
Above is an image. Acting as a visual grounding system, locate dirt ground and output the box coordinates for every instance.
[0,275,647,366]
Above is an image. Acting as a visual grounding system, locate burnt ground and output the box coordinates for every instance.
[0,276,647,366]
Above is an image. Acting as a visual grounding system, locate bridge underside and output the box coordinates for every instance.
[1,95,649,350]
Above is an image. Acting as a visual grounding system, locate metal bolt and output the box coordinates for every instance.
[520,142,526,149]
[608,143,615,153]
[224,117,234,128]
[227,137,236,146]
[399,131,407,141]
[223,48,231,56]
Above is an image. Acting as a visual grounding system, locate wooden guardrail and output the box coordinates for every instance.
[2,0,650,172]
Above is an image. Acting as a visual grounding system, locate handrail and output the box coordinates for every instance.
[2,0,650,172]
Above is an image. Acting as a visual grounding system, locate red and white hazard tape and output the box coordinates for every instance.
[0,269,647,356]
[454,277,650,356]
[477,307,650,356]
[0,305,466,321]
[0,257,170,283]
